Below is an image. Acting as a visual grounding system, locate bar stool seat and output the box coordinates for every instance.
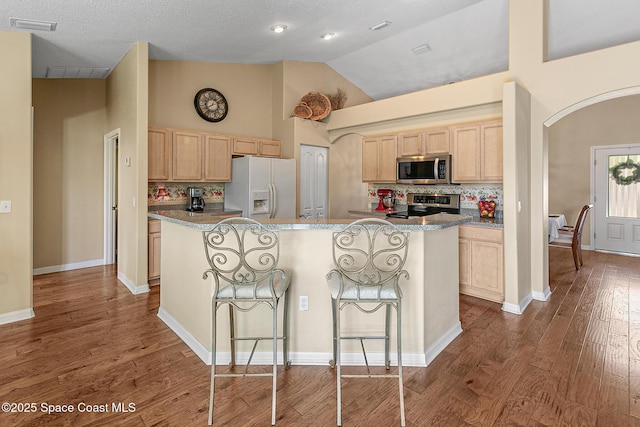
[326,218,409,426]
[202,217,291,426]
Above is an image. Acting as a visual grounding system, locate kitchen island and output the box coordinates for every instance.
[148,212,472,368]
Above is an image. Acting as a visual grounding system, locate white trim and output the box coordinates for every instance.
[0,308,35,325]
[532,287,552,302]
[157,306,449,368]
[158,307,211,364]
[502,292,533,314]
[545,86,640,127]
[104,129,119,265]
[424,322,463,366]
[33,258,105,275]
[117,272,149,295]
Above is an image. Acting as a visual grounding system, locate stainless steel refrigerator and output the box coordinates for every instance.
[224,156,296,219]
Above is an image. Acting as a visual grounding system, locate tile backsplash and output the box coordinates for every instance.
[369,183,503,210]
[148,183,224,206]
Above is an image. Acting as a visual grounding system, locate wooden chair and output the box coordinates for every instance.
[549,204,593,270]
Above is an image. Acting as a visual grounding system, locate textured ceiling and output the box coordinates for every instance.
[1,0,639,100]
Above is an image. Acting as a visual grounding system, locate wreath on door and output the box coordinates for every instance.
[609,158,640,185]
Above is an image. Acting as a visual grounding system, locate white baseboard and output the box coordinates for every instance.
[33,258,105,275]
[532,287,552,302]
[0,308,35,325]
[117,272,149,295]
[424,322,463,366]
[157,306,436,368]
[502,292,533,315]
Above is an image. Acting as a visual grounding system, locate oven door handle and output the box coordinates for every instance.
[433,157,439,180]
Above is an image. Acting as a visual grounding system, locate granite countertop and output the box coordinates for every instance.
[148,210,472,231]
[348,208,504,228]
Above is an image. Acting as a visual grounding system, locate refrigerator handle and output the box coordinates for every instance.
[270,183,277,218]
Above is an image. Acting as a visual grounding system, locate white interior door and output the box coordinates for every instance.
[593,144,640,255]
[300,145,328,219]
[104,129,119,264]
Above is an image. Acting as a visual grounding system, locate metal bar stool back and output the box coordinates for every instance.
[202,218,291,425]
[326,218,409,426]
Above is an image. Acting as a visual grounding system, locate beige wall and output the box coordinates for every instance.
[0,31,33,319]
[149,60,273,138]
[106,42,149,290]
[32,79,107,269]
[548,94,640,245]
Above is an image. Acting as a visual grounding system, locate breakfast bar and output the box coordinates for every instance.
[148,211,472,368]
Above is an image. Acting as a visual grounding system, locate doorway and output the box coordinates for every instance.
[104,129,119,264]
[299,145,328,219]
[592,144,640,255]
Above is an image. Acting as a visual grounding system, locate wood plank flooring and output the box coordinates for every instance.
[0,248,638,426]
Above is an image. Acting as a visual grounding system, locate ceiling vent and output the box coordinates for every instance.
[46,67,111,79]
[412,44,432,55]
[10,18,57,31]
[369,21,391,31]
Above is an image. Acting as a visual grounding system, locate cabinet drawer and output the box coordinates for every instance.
[148,219,161,234]
[459,225,503,242]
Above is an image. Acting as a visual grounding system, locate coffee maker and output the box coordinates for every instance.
[187,187,205,212]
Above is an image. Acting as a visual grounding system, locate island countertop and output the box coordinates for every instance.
[148,210,472,231]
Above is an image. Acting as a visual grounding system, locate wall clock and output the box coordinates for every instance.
[194,88,228,122]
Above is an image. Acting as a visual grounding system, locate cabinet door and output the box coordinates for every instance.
[233,137,259,155]
[148,220,161,281]
[258,140,282,158]
[480,121,503,182]
[424,128,450,154]
[204,134,232,182]
[172,130,203,180]
[378,135,398,182]
[469,240,504,300]
[451,124,481,182]
[148,127,171,180]
[362,138,379,182]
[397,132,423,157]
[458,238,472,288]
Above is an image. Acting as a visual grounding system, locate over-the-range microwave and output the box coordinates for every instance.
[396,154,452,185]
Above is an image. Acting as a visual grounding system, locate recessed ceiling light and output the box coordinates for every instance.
[270,24,287,33]
[10,17,57,31]
[321,32,336,40]
[412,44,432,55]
[369,21,391,31]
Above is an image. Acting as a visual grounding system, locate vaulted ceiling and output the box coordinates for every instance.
[1,0,639,100]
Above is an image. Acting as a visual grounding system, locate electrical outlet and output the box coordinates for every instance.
[299,296,309,311]
[0,200,11,213]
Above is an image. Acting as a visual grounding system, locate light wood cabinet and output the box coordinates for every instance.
[148,127,172,181]
[362,135,397,183]
[232,137,281,157]
[451,120,502,183]
[172,129,203,181]
[204,134,232,182]
[397,132,423,157]
[424,128,450,154]
[148,127,232,182]
[459,225,504,303]
[397,127,450,157]
[148,220,161,284]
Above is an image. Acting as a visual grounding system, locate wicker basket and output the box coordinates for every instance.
[293,102,312,119]
[301,92,331,121]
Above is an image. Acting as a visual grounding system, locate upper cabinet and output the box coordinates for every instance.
[232,137,282,158]
[451,119,503,183]
[362,135,397,183]
[148,126,232,182]
[397,127,450,157]
[148,127,172,181]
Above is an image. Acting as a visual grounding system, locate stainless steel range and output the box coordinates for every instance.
[387,193,460,219]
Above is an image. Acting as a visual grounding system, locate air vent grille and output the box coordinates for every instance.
[46,67,110,79]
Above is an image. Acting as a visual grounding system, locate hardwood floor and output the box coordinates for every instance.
[0,248,638,426]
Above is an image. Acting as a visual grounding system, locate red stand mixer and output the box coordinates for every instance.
[375,189,395,211]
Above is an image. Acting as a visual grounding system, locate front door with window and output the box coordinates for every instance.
[593,145,640,255]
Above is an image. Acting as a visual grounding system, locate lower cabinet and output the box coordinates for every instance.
[148,220,161,285]
[459,225,504,303]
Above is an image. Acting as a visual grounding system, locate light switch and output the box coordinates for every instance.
[0,200,11,213]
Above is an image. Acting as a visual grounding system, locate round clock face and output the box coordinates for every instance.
[194,88,228,122]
